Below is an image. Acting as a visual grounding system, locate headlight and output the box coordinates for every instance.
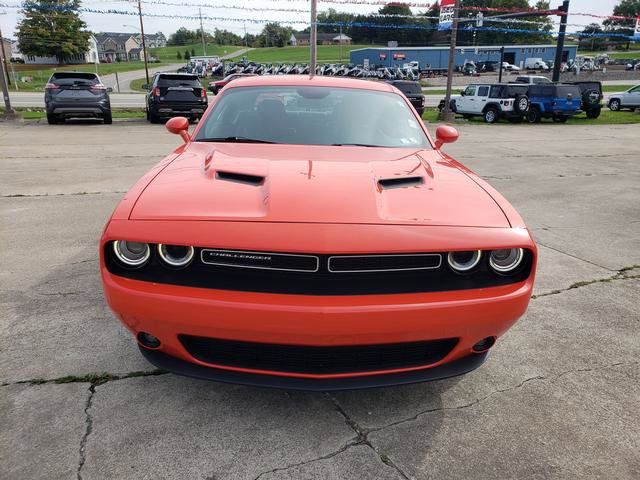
[113,240,150,267]
[157,244,194,268]
[447,250,482,273]
[489,248,524,274]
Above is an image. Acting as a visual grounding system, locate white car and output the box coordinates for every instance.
[501,62,521,72]
[608,85,640,111]
[524,58,549,70]
[446,83,530,123]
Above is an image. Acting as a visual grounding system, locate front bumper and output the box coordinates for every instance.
[140,346,488,390]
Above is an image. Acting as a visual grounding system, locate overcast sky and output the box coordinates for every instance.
[0,0,623,39]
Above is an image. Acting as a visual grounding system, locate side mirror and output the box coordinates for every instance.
[106,87,113,93]
[166,116,190,143]
[434,125,459,149]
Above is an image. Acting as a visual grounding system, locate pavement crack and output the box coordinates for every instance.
[535,241,614,271]
[2,191,126,198]
[532,264,640,299]
[368,361,639,433]
[329,394,410,480]
[1,369,168,387]
[251,441,360,480]
[76,384,95,480]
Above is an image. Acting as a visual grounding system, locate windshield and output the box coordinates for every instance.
[195,86,430,148]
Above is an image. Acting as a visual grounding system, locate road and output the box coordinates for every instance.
[1,121,638,479]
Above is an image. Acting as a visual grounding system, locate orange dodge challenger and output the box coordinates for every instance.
[100,75,537,390]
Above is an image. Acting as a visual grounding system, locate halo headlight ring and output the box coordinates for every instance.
[112,240,151,268]
[447,250,482,274]
[489,248,524,274]
[157,244,195,268]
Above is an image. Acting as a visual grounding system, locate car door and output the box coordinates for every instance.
[622,85,640,107]
[457,85,477,113]
[475,85,490,113]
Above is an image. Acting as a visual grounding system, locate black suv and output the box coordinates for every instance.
[145,73,208,123]
[566,81,603,119]
[385,80,425,116]
[44,72,112,125]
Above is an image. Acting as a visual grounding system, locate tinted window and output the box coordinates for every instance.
[489,85,502,98]
[393,82,422,95]
[156,75,200,87]
[196,86,430,148]
[50,72,99,85]
[477,86,489,96]
[503,85,528,97]
[556,86,581,97]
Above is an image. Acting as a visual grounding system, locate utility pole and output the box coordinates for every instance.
[0,26,11,87]
[310,0,317,75]
[137,0,150,86]
[552,0,569,82]
[0,24,16,118]
[199,8,206,56]
[438,0,460,122]
[339,26,342,63]
[243,23,248,48]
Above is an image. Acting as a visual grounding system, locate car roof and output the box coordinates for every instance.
[226,75,396,93]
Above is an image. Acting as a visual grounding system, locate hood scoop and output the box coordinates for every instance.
[216,170,265,186]
[378,176,424,190]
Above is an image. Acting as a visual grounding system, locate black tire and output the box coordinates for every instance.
[585,107,601,119]
[46,113,58,125]
[483,107,499,124]
[103,111,113,125]
[148,110,160,124]
[609,99,621,111]
[526,108,541,124]
[437,100,445,112]
[514,95,530,113]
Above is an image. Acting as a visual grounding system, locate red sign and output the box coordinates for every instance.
[393,53,406,60]
[379,53,387,60]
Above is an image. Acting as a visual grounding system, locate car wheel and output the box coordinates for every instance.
[526,108,541,124]
[103,111,113,125]
[609,99,621,111]
[483,108,498,124]
[585,108,601,119]
[514,95,529,113]
[149,111,160,124]
[449,100,457,113]
[46,113,58,125]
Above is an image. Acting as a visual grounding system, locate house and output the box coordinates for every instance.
[95,32,151,62]
[138,33,167,49]
[14,35,99,64]
[289,32,352,46]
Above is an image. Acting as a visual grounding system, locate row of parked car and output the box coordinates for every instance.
[439,76,640,124]
[42,70,639,126]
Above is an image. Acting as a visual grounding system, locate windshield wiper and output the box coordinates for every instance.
[198,136,278,144]
[331,143,379,147]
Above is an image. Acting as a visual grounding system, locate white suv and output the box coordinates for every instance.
[446,84,530,123]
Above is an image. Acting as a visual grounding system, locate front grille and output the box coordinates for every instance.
[105,247,534,295]
[179,335,458,374]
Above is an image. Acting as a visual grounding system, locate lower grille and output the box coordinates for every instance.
[179,335,458,374]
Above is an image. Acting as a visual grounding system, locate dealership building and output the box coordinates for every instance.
[350,44,579,69]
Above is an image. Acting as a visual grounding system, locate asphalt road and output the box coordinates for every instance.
[1,120,638,479]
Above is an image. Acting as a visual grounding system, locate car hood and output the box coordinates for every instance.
[129,143,509,227]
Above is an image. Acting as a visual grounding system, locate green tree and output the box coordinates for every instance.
[603,0,640,48]
[176,51,182,60]
[258,23,294,48]
[191,47,196,56]
[168,27,198,46]
[579,23,607,51]
[184,49,191,60]
[16,0,90,64]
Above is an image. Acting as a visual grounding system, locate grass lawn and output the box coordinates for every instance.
[244,45,379,63]
[422,107,640,125]
[7,61,169,92]
[1,108,146,120]
[149,43,244,62]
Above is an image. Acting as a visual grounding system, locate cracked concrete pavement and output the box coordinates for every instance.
[1,120,639,479]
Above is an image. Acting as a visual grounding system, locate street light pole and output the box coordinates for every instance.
[438,0,460,122]
[199,8,207,56]
[137,0,150,86]
[310,0,317,75]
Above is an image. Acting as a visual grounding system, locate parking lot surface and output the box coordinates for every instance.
[1,120,638,480]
